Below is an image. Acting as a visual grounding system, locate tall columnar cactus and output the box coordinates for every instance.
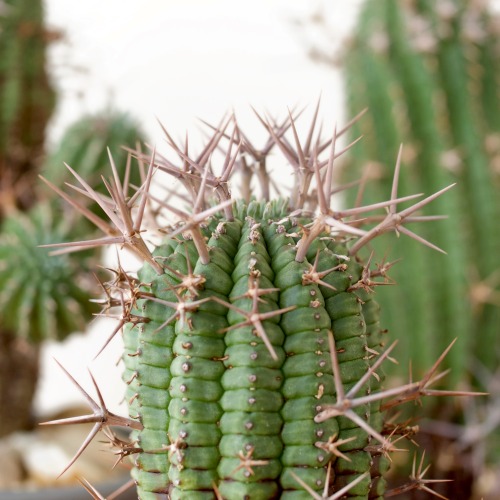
[42,108,477,499]
[342,0,500,381]
[0,0,56,213]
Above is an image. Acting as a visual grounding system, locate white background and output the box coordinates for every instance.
[44,0,364,147]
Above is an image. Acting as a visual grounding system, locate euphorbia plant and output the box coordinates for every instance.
[42,106,479,499]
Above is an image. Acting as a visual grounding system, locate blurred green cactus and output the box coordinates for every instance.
[342,0,500,381]
[0,204,95,343]
[0,0,148,441]
[42,110,147,195]
[0,0,58,439]
[0,0,56,213]
[0,202,98,438]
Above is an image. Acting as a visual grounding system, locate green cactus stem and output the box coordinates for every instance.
[41,107,481,499]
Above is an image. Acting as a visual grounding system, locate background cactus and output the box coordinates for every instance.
[0,0,59,439]
[0,0,148,442]
[43,107,477,499]
[0,107,146,440]
[0,0,56,215]
[0,204,96,437]
[40,109,148,245]
[0,203,96,343]
[341,0,500,383]
[42,110,147,197]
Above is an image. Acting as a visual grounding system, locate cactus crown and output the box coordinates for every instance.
[41,106,479,499]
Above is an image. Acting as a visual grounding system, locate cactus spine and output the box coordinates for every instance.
[42,107,478,498]
[342,0,500,379]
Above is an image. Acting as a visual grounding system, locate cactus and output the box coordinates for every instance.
[41,107,479,499]
[0,106,146,438]
[40,110,148,246]
[0,203,97,437]
[42,110,147,196]
[0,203,96,342]
[341,0,500,380]
[0,0,56,214]
[0,0,60,438]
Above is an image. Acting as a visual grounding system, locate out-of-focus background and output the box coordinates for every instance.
[2,0,500,497]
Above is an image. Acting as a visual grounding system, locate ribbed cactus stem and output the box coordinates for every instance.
[40,106,481,499]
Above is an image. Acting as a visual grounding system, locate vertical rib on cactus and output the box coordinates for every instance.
[384,0,470,377]
[40,106,484,499]
[342,0,500,380]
